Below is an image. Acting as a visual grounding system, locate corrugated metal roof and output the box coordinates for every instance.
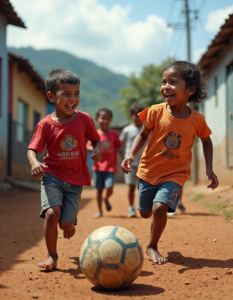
[198,14,233,73]
[9,51,46,96]
[0,0,25,28]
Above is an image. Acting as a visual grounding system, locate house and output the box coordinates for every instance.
[198,14,233,185]
[8,52,47,181]
[0,0,25,180]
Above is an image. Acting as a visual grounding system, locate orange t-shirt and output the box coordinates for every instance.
[137,103,212,187]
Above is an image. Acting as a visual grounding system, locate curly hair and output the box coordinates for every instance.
[163,61,208,104]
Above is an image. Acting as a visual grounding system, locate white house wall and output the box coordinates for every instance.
[0,12,8,179]
[198,36,233,184]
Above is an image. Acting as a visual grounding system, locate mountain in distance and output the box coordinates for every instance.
[8,47,129,126]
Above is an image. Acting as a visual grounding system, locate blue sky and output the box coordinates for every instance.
[8,0,233,75]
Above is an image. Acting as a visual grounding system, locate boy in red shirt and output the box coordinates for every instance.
[87,108,123,218]
[27,69,101,271]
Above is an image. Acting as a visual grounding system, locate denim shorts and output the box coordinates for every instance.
[93,171,115,189]
[40,173,83,225]
[138,178,182,213]
[124,166,138,185]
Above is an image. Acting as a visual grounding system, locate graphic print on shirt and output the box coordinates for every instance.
[58,135,79,159]
[101,140,112,153]
[159,132,182,160]
[169,188,180,205]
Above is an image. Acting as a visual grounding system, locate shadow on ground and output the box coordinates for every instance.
[167,251,233,273]
[0,192,92,274]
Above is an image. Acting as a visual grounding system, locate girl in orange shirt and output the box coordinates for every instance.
[121,61,218,265]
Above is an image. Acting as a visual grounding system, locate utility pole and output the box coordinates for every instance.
[167,0,199,184]
[184,0,191,62]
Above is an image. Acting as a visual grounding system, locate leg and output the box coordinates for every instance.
[143,202,169,264]
[104,172,115,211]
[177,189,186,213]
[38,205,61,270]
[93,189,103,218]
[128,184,136,206]
[59,221,75,239]
[128,184,136,217]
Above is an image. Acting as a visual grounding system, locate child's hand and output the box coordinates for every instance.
[31,161,48,179]
[206,169,218,190]
[91,149,102,162]
[121,155,134,174]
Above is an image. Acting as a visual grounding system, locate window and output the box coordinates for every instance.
[34,111,40,130]
[16,100,28,142]
[214,76,218,107]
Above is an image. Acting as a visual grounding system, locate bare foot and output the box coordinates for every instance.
[63,225,76,239]
[38,254,58,271]
[146,245,168,265]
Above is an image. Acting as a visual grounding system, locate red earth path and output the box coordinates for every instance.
[0,184,233,300]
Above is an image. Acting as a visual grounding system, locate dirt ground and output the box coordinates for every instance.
[0,183,233,300]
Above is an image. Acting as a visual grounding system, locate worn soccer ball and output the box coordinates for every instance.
[80,225,144,289]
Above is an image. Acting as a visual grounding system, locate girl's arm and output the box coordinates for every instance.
[121,125,152,174]
[200,136,218,190]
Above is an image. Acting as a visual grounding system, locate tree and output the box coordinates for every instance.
[120,58,172,116]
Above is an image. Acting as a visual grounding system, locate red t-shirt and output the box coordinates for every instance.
[87,129,122,173]
[28,111,100,186]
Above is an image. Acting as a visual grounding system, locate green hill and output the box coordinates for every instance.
[8,47,129,126]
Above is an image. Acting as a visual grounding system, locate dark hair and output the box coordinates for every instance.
[130,103,146,115]
[163,61,208,104]
[45,69,80,95]
[96,108,113,119]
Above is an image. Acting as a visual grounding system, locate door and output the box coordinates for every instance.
[227,62,233,167]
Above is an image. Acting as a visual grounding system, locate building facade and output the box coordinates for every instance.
[0,0,25,180]
[198,14,233,185]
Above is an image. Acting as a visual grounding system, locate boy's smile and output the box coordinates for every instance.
[47,83,80,121]
[161,68,195,107]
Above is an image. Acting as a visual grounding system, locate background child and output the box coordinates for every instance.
[121,61,218,265]
[87,108,123,218]
[120,103,146,217]
[27,69,101,271]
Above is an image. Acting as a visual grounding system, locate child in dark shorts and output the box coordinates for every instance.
[122,61,218,265]
[27,69,101,271]
[87,108,123,218]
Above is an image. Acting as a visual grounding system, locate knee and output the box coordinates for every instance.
[140,211,152,219]
[129,185,136,192]
[106,187,113,195]
[59,221,74,231]
[152,202,168,219]
[45,207,60,225]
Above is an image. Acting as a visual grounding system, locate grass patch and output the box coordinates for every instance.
[193,194,204,202]
[222,210,233,219]
[209,201,228,211]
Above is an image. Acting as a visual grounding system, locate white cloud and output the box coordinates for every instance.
[204,5,233,32]
[7,0,172,75]
[193,48,206,63]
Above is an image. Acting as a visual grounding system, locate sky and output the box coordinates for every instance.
[7,0,233,76]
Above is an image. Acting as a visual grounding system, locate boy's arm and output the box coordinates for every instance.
[200,136,218,190]
[90,140,102,162]
[27,149,48,179]
[121,125,151,174]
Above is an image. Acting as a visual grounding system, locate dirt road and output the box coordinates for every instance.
[0,184,233,300]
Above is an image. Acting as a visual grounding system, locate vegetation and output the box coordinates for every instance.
[192,194,204,202]
[120,58,172,116]
[8,47,129,126]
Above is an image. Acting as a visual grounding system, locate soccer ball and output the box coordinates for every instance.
[80,225,144,289]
